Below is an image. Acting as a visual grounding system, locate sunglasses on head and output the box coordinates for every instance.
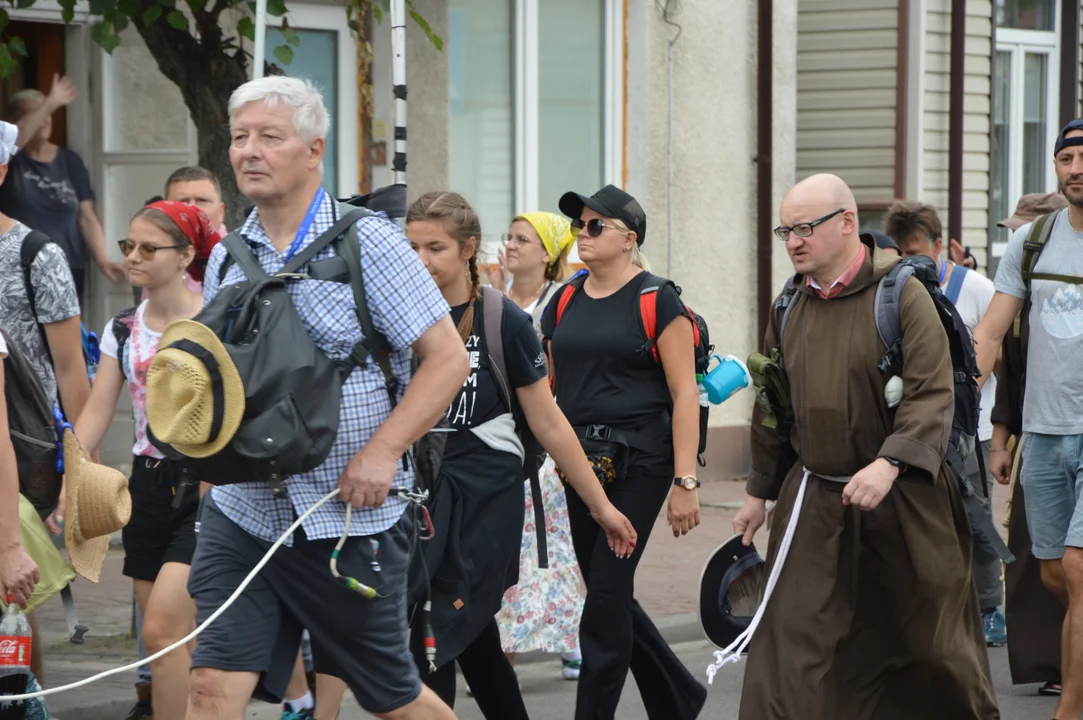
[571,217,626,238]
[118,239,188,261]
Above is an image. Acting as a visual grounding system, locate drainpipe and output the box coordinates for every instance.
[1060,0,1081,126]
[947,0,964,247]
[756,0,773,342]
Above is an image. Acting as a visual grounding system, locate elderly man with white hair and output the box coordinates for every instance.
[184,76,468,720]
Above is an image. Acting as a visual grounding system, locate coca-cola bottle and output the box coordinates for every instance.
[0,594,31,720]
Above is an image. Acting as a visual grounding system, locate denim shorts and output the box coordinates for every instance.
[1020,433,1083,560]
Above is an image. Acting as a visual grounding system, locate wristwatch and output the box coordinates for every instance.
[674,475,701,490]
[883,456,908,473]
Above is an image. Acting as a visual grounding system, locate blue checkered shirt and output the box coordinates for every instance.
[201,189,450,543]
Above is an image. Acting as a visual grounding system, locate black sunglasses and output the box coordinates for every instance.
[570,217,626,238]
[773,208,847,241]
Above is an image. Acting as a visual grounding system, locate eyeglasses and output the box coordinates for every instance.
[118,239,188,261]
[571,217,627,238]
[501,232,534,247]
[773,208,848,241]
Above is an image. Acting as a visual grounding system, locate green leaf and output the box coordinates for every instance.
[272,44,292,65]
[15,0,34,9]
[88,0,110,15]
[0,9,10,34]
[155,0,175,7]
[280,26,299,46]
[265,0,286,16]
[237,14,254,41]
[0,44,17,79]
[113,12,128,31]
[142,4,162,24]
[166,9,188,28]
[91,20,120,53]
[409,9,442,51]
[372,4,382,22]
[185,0,206,11]
[116,0,138,16]
[9,37,27,56]
[59,0,76,22]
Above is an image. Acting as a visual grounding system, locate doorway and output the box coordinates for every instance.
[0,21,66,144]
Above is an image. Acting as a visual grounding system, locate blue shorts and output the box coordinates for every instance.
[1021,433,1083,560]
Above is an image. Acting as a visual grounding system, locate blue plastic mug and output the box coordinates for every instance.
[703,354,752,405]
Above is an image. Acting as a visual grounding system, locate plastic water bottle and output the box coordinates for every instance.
[696,374,709,408]
[0,595,31,720]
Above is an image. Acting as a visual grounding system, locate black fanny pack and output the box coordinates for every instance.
[559,423,672,486]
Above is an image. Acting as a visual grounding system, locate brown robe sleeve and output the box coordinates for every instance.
[990,322,1026,437]
[747,293,798,501]
[877,277,955,478]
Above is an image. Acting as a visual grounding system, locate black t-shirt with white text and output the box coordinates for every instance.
[540,271,686,447]
[445,294,548,451]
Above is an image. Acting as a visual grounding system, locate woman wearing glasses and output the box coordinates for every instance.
[540,185,707,720]
[73,201,219,720]
[492,212,585,681]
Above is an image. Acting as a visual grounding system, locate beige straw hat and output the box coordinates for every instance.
[62,430,131,583]
[145,320,244,459]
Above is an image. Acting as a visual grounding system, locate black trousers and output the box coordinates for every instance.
[565,465,707,720]
[410,614,529,719]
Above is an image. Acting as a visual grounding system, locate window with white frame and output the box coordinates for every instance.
[266,5,359,199]
[448,0,622,260]
[991,0,1059,265]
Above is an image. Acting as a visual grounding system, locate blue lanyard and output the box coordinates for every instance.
[282,188,325,263]
[938,259,948,285]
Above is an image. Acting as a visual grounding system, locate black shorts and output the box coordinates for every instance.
[121,456,199,581]
[188,492,421,714]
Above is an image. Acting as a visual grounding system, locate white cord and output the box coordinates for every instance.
[2,488,342,702]
[705,469,809,684]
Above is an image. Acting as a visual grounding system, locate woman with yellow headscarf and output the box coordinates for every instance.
[488,212,577,331]
[491,211,586,683]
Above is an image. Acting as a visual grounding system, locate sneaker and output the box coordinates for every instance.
[562,657,581,681]
[280,707,314,720]
[982,607,1007,647]
[123,683,152,720]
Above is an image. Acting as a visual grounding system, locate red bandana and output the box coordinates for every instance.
[146,200,222,282]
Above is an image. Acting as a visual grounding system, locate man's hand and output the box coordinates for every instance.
[949,238,977,270]
[45,476,66,536]
[337,442,399,509]
[667,486,701,537]
[733,496,766,546]
[98,260,124,284]
[842,458,899,511]
[0,545,39,609]
[589,503,637,559]
[990,448,1013,485]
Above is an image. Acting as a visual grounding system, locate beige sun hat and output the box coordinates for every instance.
[62,431,131,583]
[145,319,245,459]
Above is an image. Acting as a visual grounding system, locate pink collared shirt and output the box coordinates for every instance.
[806,245,867,299]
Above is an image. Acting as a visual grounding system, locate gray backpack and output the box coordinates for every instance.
[152,206,399,499]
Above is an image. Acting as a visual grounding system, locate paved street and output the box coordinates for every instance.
[33,478,1031,720]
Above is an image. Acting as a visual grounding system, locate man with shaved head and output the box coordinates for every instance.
[732,174,999,719]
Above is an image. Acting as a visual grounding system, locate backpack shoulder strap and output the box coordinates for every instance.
[219,232,267,283]
[874,261,915,370]
[944,264,968,306]
[1021,211,1058,298]
[637,273,670,363]
[479,286,512,413]
[333,213,397,400]
[775,275,801,352]
[553,274,587,328]
[111,307,138,380]
[20,230,52,322]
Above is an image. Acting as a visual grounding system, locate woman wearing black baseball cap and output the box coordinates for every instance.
[540,185,708,719]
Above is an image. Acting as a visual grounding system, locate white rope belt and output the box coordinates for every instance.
[705,467,849,684]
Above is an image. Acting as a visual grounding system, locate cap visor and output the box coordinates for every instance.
[559,191,617,223]
[997,216,1024,230]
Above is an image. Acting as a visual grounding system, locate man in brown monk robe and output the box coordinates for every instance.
[731,174,999,720]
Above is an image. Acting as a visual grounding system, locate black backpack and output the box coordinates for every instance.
[2,329,63,519]
[152,206,399,499]
[775,255,1014,563]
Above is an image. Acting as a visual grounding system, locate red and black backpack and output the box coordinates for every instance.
[547,271,713,465]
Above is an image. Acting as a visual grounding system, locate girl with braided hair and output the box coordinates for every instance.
[397,191,637,717]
